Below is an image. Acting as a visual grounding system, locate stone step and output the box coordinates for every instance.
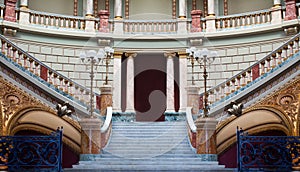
[71,164,227,171]
[78,160,220,165]
[99,153,200,158]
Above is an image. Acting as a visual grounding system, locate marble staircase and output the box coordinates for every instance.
[66,121,233,171]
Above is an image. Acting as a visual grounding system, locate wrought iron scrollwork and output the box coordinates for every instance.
[237,128,300,171]
[0,127,63,172]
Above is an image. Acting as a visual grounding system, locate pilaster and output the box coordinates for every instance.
[4,0,17,22]
[125,52,137,113]
[113,52,122,112]
[98,10,110,33]
[164,52,176,112]
[186,85,200,114]
[191,10,203,32]
[79,118,102,154]
[195,117,218,161]
[284,0,297,21]
[178,52,188,112]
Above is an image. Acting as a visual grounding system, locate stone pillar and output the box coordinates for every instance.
[98,10,110,32]
[113,52,122,112]
[178,0,186,18]
[80,118,102,154]
[86,0,94,17]
[165,53,176,113]
[186,85,200,114]
[284,0,297,21]
[205,0,216,32]
[191,10,202,32]
[195,117,218,161]
[20,0,28,8]
[113,19,124,35]
[100,85,112,116]
[114,0,122,19]
[125,52,137,113]
[178,52,187,112]
[271,0,282,24]
[4,0,17,22]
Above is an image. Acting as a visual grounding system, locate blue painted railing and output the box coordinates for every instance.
[0,127,63,172]
[237,128,300,171]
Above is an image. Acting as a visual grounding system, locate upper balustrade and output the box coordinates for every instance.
[0,1,298,37]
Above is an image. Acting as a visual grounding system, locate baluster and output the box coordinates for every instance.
[7,44,11,58]
[216,19,220,29]
[12,47,17,62]
[215,87,220,101]
[277,49,282,64]
[59,76,64,90]
[80,88,85,102]
[266,56,271,72]
[53,73,58,87]
[60,17,64,27]
[289,41,294,56]
[17,51,22,65]
[283,45,288,61]
[48,70,53,84]
[29,58,34,73]
[247,69,252,84]
[34,61,39,76]
[231,79,236,93]
[241,16,246,26]
[262,12,266,23]
[295,37,299,53]
[256,14,261,24]
[164,23,167,32]
[45,16,49,26]
[35,14,39,24]
[23,55,28,69]
[30,13,34,23]
[267,12,271,22]
[69,82,74,96]
[237,17,241,27]
[271,53,276,68]
[75,85,79,99]
[64,79,69,93]
[1,40,6,54]
[55,17,59,27]
[209,90,214,104]
[236,75,241,89]
[41,15,45,25]
[221,85,225,99]
[226,81,231,95]
[241,72,247,86]
[227,18,231,28]
[66,19,69,28]
[251,14,256,25]
[260,60,266,75]
[139,23,142,32]
[246,15,251,25]
[50,16,54,26]
[232,17,236,28]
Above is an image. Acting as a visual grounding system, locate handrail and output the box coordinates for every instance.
[186,107,196,133]
[216,9,271,19]
[28,9,86,20]
[201,32,300,110]
[0,34,100,110]
[101,107,112,133]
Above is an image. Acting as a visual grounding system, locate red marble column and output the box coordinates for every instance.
[98,10,110,32]
[80,118,102,154]
[195,117,217,155]
[99,85,112,116]
[190,10,202,32]
[284,0,297,20]
[4,0,17,22]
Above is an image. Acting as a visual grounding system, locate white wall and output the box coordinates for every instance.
[28,0,74,15]
[228,0,273,14]
[129,0,172,20]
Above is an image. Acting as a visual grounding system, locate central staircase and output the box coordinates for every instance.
[68,121,232,171]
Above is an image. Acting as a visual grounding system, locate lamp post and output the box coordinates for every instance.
[79,47,114,118]
[186,47,217,117]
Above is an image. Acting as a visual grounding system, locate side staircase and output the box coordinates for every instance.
[68,121,232,171]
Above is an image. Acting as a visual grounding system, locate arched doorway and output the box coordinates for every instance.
[134,53,166,121]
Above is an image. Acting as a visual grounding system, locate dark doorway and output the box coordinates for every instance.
[134,53,166,121]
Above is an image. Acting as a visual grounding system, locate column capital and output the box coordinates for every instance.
[125,52,137,58]
[113,51,123,58]
[164,52,176,58]
[178,51,188,58]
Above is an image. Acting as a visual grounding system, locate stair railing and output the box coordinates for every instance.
[101,107,113,148]
[186,107,196,149]
[203,32,300,114]
[0,35,100,113]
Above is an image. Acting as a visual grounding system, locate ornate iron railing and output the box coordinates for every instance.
[0,127,63,172]
[237,128,300,171]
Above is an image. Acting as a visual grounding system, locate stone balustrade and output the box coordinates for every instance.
[29,10,86,30]
[216,9,271,30]
[203,33,300,110]
[123,19,178,33]
[0,34,101,111]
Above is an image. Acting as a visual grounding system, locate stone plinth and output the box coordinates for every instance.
[100,85,112,116]
[191,10,202,32]
[284,0,297,21]
[80,118,103,154]
[195,117,218,161]
[98,10,110,32]
[4,0,17,22]
[186,85,200,114]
